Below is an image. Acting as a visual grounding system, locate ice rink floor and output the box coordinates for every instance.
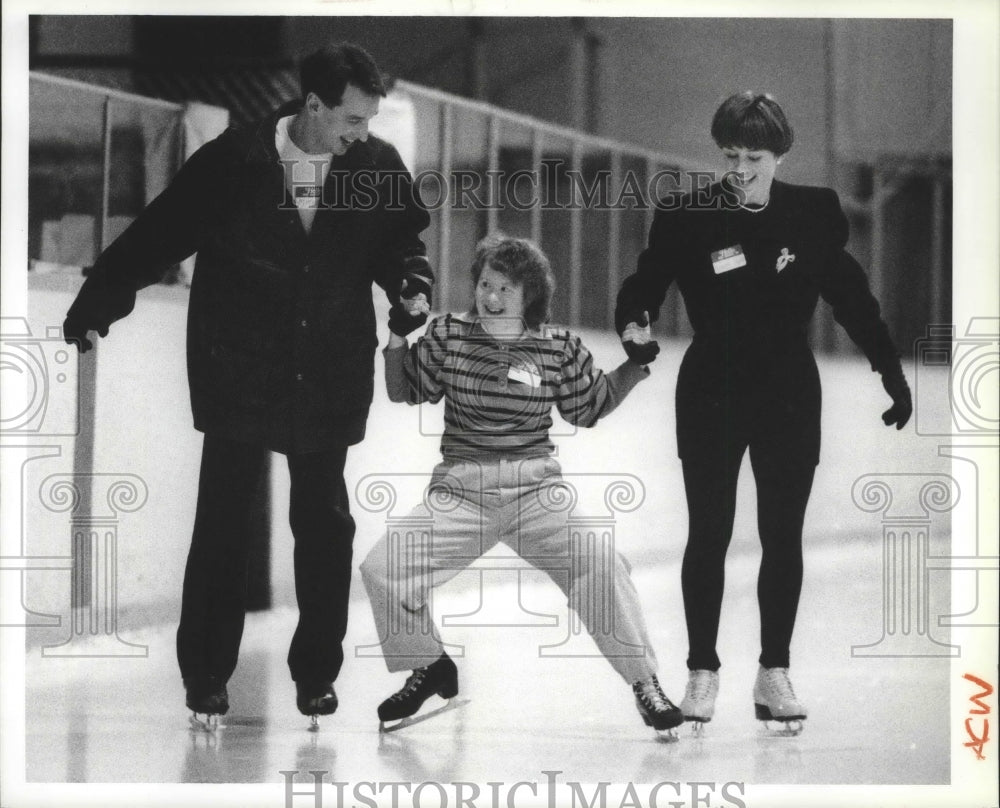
[8,333,995,807]
[23,541,952,787]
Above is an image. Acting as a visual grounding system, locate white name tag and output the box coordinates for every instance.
[294,185,322,209]
[711,245,747,274]
[508,362,541,388]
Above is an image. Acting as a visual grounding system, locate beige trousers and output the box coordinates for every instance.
[359,455,658,683]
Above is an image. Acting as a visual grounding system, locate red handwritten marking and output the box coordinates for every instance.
[963,673,994,761]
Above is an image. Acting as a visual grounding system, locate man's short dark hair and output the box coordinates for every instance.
[710,92,794,156]
[300,42,387,107]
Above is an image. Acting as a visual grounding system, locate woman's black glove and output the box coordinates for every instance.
[620,311,660,365]
[880,370,913,429]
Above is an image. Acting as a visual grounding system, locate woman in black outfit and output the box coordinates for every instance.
[615,92,912,733]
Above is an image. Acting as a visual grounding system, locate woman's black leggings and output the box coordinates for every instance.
[680,439,816,671]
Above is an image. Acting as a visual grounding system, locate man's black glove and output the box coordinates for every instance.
[388,255,433,337]
[881,370,912,429]
[62,266,132,353]
[388,302,428,337]
[63,316,105,354]
[398,256,434,306]
[620,310,660,365]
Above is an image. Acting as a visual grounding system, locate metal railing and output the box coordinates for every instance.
[829,153,953,354]
[394,81,951,349]
[28,70,952,349]
[27,71,185,625]
[29,71,185,263]
[393,79,710,330]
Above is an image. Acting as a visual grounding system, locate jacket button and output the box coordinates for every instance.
[303,264,311,273]
[301,319,308,328]
[296,373,304,381]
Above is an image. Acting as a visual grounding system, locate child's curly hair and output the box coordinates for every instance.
[470,235,556,329]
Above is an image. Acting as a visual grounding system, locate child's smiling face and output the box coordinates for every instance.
[475,264,526,323]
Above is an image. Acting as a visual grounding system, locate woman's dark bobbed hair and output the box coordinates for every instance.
[711,92,794,156]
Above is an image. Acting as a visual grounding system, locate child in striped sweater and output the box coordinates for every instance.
[360,235,681,735]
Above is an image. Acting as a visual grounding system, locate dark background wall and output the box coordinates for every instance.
[30,15,953,351]
[31,15,952,172]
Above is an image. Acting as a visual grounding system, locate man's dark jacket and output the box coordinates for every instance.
[66,101,432,453]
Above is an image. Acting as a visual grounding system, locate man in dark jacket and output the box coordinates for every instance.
[63,42,433,724]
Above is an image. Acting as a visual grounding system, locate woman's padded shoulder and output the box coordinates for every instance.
[648,185,723,238]
[652,192,696,222]
[778,182,849,243]
[781,182,843,218]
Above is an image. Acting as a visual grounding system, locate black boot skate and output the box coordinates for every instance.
[296,680,338,730]
[377,652,461,732]
[632,674,684,739]
[185,675,229,731]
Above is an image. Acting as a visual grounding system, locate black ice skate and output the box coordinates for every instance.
[377,652,466,733]
[296,680,338,731]
[185,675,229,731]
[632,674,684,740]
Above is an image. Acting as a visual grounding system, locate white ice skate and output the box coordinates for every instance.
[680,669,720,735]
[188,713,223,732]
[753,665,806,736]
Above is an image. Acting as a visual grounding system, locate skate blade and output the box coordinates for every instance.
[759,719,805,737]
[754,702,805,735]
[379,697,470,733]
[654,727,680,743]
[686,718,710,736]
[189,712,223,732]
[307,715,320,732]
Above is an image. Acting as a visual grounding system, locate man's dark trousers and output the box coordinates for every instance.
[176,433,355,685]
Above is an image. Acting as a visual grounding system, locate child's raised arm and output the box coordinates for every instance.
[384,315,448,405]
[555,332,650,427]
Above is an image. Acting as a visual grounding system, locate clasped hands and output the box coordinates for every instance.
[388,271,433,337]
[620,311,660,365]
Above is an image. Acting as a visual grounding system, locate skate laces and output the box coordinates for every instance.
[764,667,797,701]
[633,675,673,710]
[389,667,428,702]
[686,670,717,701]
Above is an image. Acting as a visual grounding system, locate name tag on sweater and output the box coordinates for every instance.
[508,361,542,388]
[711,245,746,274]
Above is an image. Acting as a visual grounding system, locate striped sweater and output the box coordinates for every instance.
[384,312,649,459]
